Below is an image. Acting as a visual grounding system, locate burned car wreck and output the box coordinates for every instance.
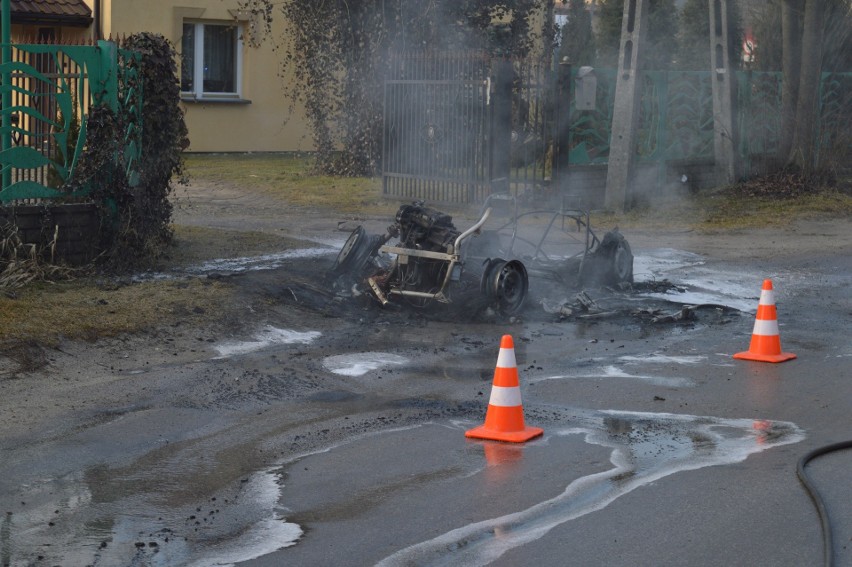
[328,194,634,316]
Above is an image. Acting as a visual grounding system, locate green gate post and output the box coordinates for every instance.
[2,0,11,191]
[97,40,118,111]
[96,40,119,224]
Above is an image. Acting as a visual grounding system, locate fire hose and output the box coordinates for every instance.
[796,439,852,567]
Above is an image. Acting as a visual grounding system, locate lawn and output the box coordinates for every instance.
[185,153,852,230]
[184,153,397,215]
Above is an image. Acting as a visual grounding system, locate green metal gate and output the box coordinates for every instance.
[0,40,142,204]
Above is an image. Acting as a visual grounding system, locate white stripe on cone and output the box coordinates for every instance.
[488,385,523,407]
[752,318,780,336]
[759,290,775,306]
[495,347,517,369]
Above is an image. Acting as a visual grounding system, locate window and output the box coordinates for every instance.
[181,22,242,98]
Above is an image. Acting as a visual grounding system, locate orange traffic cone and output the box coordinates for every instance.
[465,335,543,443]
[733,279,796,363]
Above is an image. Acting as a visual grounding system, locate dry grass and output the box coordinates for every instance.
[593,180,852,232]
[0,278,232,345]
[1,224,78,290]
[0,222,247,346]
[0,215,306,346]
[184,153,399,215]
[696,189,852,228]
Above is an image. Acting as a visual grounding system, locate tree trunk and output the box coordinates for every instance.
[788,0,826,173]
[778,0,803,163]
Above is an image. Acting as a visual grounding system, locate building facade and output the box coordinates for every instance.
[9,0,312,152]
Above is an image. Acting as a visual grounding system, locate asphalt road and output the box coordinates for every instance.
[258,248,851,567]
[1,217,850,567]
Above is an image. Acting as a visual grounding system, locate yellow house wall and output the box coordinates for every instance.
[84,0,312,153]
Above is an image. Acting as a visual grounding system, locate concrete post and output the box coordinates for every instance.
[709,0,738,184]
[490,60,513,193]
[604,0,649,212]
[553,58,572,198]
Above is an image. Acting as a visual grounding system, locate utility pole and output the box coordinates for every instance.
[604,0,649,212]
[709,0,738,184]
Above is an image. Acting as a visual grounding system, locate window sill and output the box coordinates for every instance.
[181,96,252,105]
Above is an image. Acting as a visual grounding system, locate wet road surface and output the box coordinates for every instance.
[1,231,851,567]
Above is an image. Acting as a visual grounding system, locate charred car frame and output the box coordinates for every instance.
[329,194,634,315]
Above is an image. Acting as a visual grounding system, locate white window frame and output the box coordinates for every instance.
[181,21,243,100]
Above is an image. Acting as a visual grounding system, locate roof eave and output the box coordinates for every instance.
[11,14,93,28]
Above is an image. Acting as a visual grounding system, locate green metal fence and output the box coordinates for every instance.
[0,40,142,204]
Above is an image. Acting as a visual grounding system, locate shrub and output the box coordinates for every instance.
[66,33,189,270]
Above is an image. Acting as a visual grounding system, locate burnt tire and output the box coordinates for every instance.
[481,258,529,315]
[580,230,634,287]
[327,226,385,292]
[608,232,634,284]
[329,226,379,277]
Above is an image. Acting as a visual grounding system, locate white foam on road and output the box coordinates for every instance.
[133,246,339,282]
[304,235,348,249]
[617,353,707,365]
[322,352,409,376]
[186,468,302,567]
[213,326,321,358]
[632,248,705,280]
[377,410,804,567]
[532,365,693,388]
[184,248,336,274]
[3,467,302,567]
[634,248,763,312]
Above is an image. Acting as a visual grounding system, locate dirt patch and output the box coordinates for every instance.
[0,341,47,377]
